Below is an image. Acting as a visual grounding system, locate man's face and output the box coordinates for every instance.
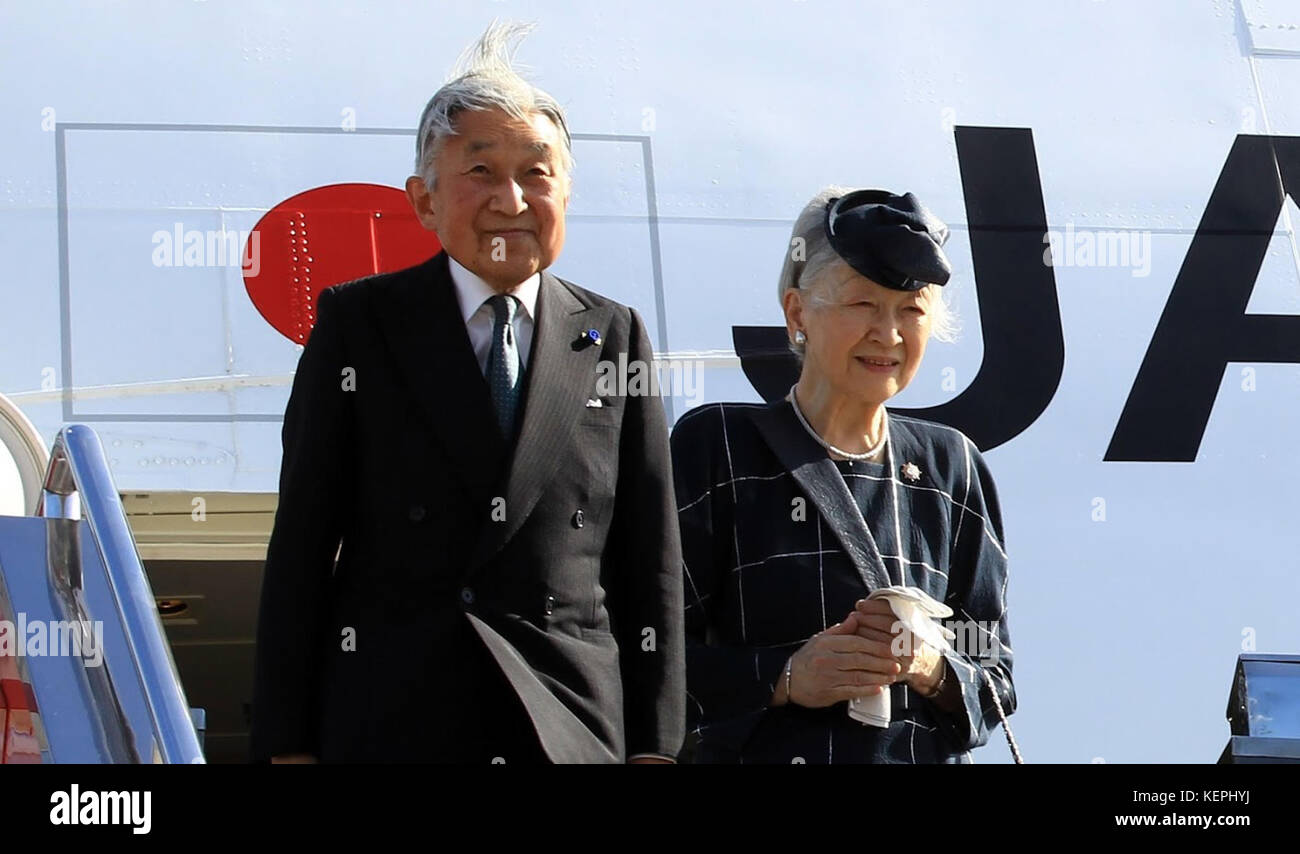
[406,107,570,291]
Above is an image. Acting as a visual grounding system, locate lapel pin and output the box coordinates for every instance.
[573,328,602,350]
[901,461,921,482]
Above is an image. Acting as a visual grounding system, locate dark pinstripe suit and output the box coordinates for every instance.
[251,251,685,763]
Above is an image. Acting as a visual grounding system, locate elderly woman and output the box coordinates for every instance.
[671,187,1016,763]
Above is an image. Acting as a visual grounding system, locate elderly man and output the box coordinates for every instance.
[250,22,685,764]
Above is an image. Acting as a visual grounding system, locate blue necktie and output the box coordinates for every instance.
[485,294,523,440]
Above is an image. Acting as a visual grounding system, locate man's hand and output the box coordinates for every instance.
[772,612,900,708]
[270,754,319,764]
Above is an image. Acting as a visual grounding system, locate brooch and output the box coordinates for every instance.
[901,462,922,482]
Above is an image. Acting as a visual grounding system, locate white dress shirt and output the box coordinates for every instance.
[447,255,540,375]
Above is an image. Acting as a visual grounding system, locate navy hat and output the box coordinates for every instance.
[823,189,952,291]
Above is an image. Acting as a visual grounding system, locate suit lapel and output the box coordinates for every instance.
[748,400,893,593]
[468,271,615,572]
[373,252,507,507]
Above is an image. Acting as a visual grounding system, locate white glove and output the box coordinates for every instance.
[848,586,954,728]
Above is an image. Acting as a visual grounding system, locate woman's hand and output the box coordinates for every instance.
[772,612,900,708]
[851,598,944,693]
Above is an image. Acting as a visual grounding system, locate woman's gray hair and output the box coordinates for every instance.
[414,20,574,190]
[778,185,959,355]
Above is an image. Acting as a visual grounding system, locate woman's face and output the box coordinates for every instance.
[786,262,935,405]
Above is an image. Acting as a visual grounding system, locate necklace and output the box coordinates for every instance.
[787,385,888,461]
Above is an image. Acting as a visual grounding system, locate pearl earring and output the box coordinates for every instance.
[794,330,807,345]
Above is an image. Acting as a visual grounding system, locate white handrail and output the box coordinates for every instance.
[0,391,49,515]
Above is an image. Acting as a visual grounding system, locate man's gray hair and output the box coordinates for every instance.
[413,20,574,190]
[777,186,959,354]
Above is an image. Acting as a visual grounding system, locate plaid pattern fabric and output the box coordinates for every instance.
[670,400,1015,764]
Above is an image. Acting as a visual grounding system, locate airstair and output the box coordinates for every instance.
[0,392,205,763]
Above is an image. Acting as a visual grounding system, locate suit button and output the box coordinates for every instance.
[572,509,584,528]
[544,595,555,616]
[408,504,426,522]
[460,587,475,605]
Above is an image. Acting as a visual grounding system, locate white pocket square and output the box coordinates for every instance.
[585,398,604,408]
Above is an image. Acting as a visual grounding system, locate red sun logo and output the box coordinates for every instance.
[242,183,441,344]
